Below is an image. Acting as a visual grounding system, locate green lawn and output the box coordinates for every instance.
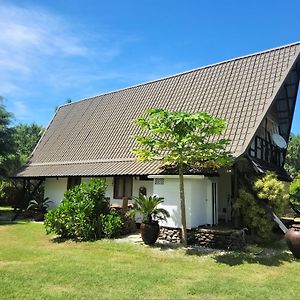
[0,223,299,300]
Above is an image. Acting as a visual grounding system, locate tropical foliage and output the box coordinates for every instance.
[0,98,16,177]
[27,197,53,212]
[285,134,300,179]
[289,174,300,214]
[13,123,44,165]
[235,172,289,239]
[44,179,109,241]
[0,98,44,208]
[0,101,43,177]
[100,211,124,238]
[127,194,170,223]
[133,108,231,245]
[44,179,129,240]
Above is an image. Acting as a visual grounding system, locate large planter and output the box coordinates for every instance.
[285,224,300,259]
[140,221,160,245]
[32,210,46,221]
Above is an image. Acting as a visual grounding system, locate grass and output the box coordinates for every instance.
[0,223,299,300]
[0,206,14,211]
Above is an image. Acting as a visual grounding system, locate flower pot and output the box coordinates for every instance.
[33,210,46,221]
[285,224,300,259]
[140,221,160,245]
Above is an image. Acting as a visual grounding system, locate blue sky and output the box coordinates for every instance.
[1,0,300,134]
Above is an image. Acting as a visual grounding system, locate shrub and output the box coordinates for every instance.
[0,179,11,203]
[235,189,275,238]
[44,179,109,241]
[100,211,124,238]
[234,172,289,239]
[289,174,300,213]
[254,172,289,214]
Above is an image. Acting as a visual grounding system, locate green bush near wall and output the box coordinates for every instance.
[100,211,124,238]
[44,179,123,241]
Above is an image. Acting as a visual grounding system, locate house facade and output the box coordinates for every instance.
[15,42,300,229]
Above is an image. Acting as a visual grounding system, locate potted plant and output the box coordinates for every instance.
[127,195,169,245]
[27,197,53,221]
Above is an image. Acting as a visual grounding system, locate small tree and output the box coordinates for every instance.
[133,109,232,245]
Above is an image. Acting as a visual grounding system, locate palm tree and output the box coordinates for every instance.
[127,195,170,245]
[128,194,170,223]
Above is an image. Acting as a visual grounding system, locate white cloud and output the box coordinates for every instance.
[0,3,88,58]
[9,99,32,120]
[0,2,123,94]
[0,2,179,92]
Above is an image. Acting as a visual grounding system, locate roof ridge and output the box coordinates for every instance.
[58,41,300,110]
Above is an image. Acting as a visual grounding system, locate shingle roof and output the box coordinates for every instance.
[16,42,300,177]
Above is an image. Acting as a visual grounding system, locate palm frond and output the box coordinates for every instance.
[127,194,169,223]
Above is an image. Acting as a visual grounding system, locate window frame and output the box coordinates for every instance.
[113,176,133,199]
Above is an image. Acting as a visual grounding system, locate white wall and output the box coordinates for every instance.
[153,177,182,228]
[44,175,219,229]
[44,177,67,209]
[45,176,154,208]
[133,178,153,199]
[151,175,215,229]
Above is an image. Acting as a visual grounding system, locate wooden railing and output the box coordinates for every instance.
[248,135,286,167]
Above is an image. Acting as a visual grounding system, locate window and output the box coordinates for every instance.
[154,178,164,185]
[67,177,81,190]
[113,176,133,199]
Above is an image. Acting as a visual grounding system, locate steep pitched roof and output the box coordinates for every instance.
[16,42,300,177]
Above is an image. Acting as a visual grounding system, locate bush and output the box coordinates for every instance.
[289,175,300,211]
[100,211,124,238]
[254,172,289,214]
[235,189,275,238]
[234,172,289,239]
[0,179,11,203]
[44,179,109,241]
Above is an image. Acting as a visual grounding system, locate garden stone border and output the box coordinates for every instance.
[159,226,246,250]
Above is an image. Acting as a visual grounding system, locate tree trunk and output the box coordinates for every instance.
[179,163,187,246]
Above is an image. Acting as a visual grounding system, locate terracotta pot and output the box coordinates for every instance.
[285,224,300,259]
[140,221,159,245]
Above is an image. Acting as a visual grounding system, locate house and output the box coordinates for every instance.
[15,42,300,229]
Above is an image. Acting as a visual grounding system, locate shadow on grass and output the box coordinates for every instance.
[0,221,31,226]
[148,242,218,258]
[150,242,183,251]
[50,236,70,244]
[213,250,295,266]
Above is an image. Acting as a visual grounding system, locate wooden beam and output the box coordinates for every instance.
[283,85,291,119]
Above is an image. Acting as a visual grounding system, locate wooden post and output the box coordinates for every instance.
[179,163,187,246]
[122,197,129,213]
